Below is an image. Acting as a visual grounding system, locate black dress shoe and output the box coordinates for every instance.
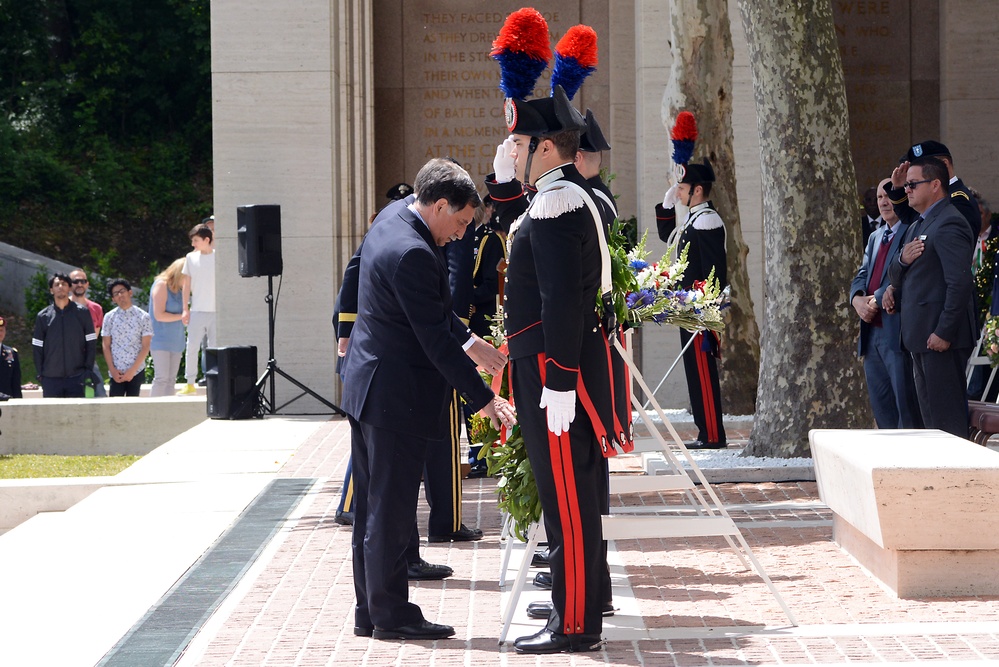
[533,571,552,590]
[354,626,373,637]
[372,619,455,640]
[531,548,550,568]
[525,600,616,619]
[407,558,453,580]
[334,510,353,526]
[685,440,727,449]
[514,628,603,654]
[466,464,488,479]
[428,524,483,542]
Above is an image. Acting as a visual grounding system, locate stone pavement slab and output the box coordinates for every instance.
[174,418,999,666]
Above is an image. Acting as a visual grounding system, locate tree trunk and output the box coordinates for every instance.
[736,0,871,457]
[663,0,760,416]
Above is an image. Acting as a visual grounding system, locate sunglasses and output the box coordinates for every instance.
[71,279,88,285]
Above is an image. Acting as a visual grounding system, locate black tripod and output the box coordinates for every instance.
[246,275,346,416]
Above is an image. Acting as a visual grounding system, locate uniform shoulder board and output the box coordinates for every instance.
[530,185,585,220]
[951,190,970,201]
[692,210,725,230]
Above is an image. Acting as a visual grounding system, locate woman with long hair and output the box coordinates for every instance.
[149,258,187,397]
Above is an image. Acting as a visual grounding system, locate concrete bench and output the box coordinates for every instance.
[0,396,207,455]
[810,428,999,598]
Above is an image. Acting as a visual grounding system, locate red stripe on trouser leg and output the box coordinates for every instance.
[576,375,611,456]
[694,333,720,443]
[539,354,587,633]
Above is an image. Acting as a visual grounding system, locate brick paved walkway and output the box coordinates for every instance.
[177,418,999,665]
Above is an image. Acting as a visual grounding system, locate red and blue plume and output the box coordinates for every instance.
[551,25,598,100]
[671,111,698,165]
[491,8,552,100]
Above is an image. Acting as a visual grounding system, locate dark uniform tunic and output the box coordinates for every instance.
[504,162,610,637]
[0,344,22,398]
[656,200,728,446]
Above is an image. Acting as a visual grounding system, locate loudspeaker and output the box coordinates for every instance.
[237,204,283,277]
[206,346,258,419]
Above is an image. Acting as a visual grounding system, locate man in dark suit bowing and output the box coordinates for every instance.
[885,157,977,437]
[341,158,516,641]
[850,178,922,429]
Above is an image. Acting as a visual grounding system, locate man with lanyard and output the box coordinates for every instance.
[656,158,728,449]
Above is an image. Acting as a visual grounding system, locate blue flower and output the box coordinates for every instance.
[626,289,655,309]
[629,259,649,271]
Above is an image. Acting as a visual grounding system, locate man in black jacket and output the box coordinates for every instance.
[32,273,96,398]
[340,158,514,641]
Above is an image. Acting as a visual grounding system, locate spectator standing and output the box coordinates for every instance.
[860,186,882,253]
[68,268,107,397]
[149,259,187,397]
[885,157,977,437]
[32,273,96,398]
[102,279,153,397]
[178,224,216,395]
[850,178,922,428]
[0,315,23,398]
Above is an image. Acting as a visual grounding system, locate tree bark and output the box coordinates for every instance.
[737,0,871,457]
[663,0,760,416]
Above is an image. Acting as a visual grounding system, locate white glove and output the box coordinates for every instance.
[493,136,517,184]
[539,387,576,436]
[662,184,680,209]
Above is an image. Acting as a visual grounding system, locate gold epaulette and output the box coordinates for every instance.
[952,190,970,201]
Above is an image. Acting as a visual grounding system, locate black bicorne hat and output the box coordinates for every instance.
[579,109,610,152]
[503,84,586,138]
[678,158,715,184]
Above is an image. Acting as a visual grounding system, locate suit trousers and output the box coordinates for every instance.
[679,329,726,444]
[911,347,971,438]
[862,325,922,429]
[349,416,429,631]
[512,354,607,636]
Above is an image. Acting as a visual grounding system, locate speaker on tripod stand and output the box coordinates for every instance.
[235,204,345,416]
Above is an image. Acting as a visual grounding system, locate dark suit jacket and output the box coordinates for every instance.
[850,222,909,357]
[888,200,977,353]
[340,205,493,439]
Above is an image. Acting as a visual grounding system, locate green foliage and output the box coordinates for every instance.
[24,269,53,321]
[483,425,540,542]
[0,0,212,279]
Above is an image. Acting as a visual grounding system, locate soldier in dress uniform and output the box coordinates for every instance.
[500,82,619,653]
[656,157,729,449]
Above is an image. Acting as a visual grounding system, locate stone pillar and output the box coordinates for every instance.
[941,0,999,200]
[211,0,374,411]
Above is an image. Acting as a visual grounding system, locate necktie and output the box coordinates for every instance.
[909,216,924,240]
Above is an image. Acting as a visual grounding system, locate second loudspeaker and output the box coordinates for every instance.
[237,204,283,277]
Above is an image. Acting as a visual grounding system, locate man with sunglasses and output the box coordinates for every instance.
[884,157,977,437]
[68,269,107,397]
[32,273,97,398]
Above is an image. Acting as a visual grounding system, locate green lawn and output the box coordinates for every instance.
[0,455,141,479]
